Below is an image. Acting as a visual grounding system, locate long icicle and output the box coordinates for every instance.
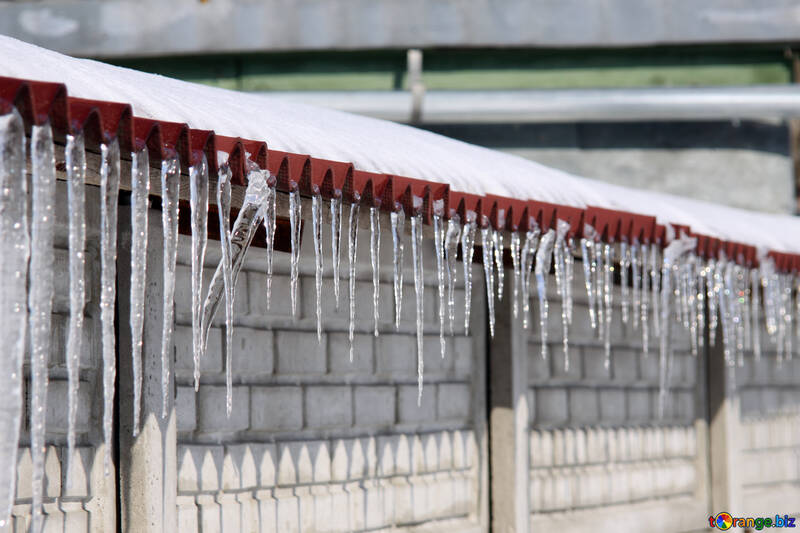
[264,179,276,309]
[536,229,556,359]
[493,227,505,301]
[391,210,405,329]
[510,232,521,319]
[348,202,360,361]
[190,154,209,392]
[620,241,630,326]
[129,147,149,433]
[65,133,87,482]
[521,224,541,330]
[462,216,477,333]
[0,110,28,529]
[603,243,614,369]
[707,258,718,345]
[99,140,120,478]
[217,165,234,417]
[481,225,496,338]
[752,268,762,359]
[289,189,302,317]
[434,211,446,357]
[370,206,381,337]
[651,244,661,340]
[581,225,598,331]
[313,194,324,342]
[631,241,641,330]
[445,216,461,334]
[331,196,342,309]
[29,124,57,533]
[554,221,570,369]
[565,238,575,326]
[411,214,425,404]
[640,241,650,355]
[160,157,180,419]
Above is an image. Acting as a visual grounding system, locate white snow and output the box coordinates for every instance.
[2,35,800,254]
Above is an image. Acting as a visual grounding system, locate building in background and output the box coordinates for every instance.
[3,0,800,214]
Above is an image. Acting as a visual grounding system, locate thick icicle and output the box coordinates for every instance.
[707,259,719,345]
[129,147,149,434]
[535,229,556,359]
[554,220,571,369]
[331,197,342,309]
[461,216,477,333]
[565,238,575,326]
[433,210,446,357]
[445,216,461,334]
[481,225,496,338]
[510,232,521,319]
[650,244,661,340]
[620,241,630,325]
[370,206,381,337]
[289,190,302,317]
[602,243,614,369]
[640,242,650,355]
[751,268,762,359]
[594,240,605,340]
[631,241,641,331]
[411,214,425,404]
[99,140,120,478]
[189,154,209,392]
[30,124,57,533]
[0,110,27,529]
[348,202,360,361]
[313,195,324,342]
[65,134,86,481]
[521,224,541,330]
[390,210,405,329]
[580,225,598,331]
[493,228,505,301]
[216,166,234,416]
[263,181,276,309]
[160,157,180,419]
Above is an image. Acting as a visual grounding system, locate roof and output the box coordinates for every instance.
[1,35,800,268]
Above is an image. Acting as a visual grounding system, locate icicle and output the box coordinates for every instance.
[686,255,699,357]
[580,225,598,330]
[493,227,504,301]
[734,264,746,366]
[289,189,302,317]
[631,241,641,331]
[370,206,381,337]
[650,244,661,340]
[348,202,360,362]
[99,140,120,478]
[743,264,752,353]
[313,195,324,342]
[411,214,425,404]
[720,259,735,366]
[510,232,521,319]
[461,215,477,333]
[535,229,556,359]
[521,223,541,330]
[216,166,234,416]
[263,180,276,309]
[29,124,56,533]
[640,242,650,355]
[433,208,446,358]
[160,157,180,419]
[602,243,614,369]
[129,147,149,434]
[65,134,86,483]
[595,240,605,341]
[481,225,496,338]
[696,259,706,352]
[189,155,209,392]
[707,259,719,346]
[565,238,575,326]
[0,110,27,529]
[330,197,343,309]
[620,241,630,325]
[554,220,571,369]
[445,216,461,334]
[751,268,761,359]
[390,210,405,329]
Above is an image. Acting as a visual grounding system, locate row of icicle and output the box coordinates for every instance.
[0,112,798,531]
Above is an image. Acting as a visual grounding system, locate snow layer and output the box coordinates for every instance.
[2,35,800,253]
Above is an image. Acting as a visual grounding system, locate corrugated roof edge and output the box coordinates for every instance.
[1,74,793,271]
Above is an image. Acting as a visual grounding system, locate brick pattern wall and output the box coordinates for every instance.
[7,183,112,533]
[526,277,706,531]
[172,219,486,533]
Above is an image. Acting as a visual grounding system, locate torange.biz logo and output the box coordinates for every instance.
[709,512,796,530]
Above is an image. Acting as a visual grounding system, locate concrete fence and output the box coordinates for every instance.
[3,182,800,532]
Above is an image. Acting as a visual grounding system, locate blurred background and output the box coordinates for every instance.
[4,0,800,214]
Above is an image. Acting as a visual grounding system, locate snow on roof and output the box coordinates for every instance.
[2,34,799,254]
